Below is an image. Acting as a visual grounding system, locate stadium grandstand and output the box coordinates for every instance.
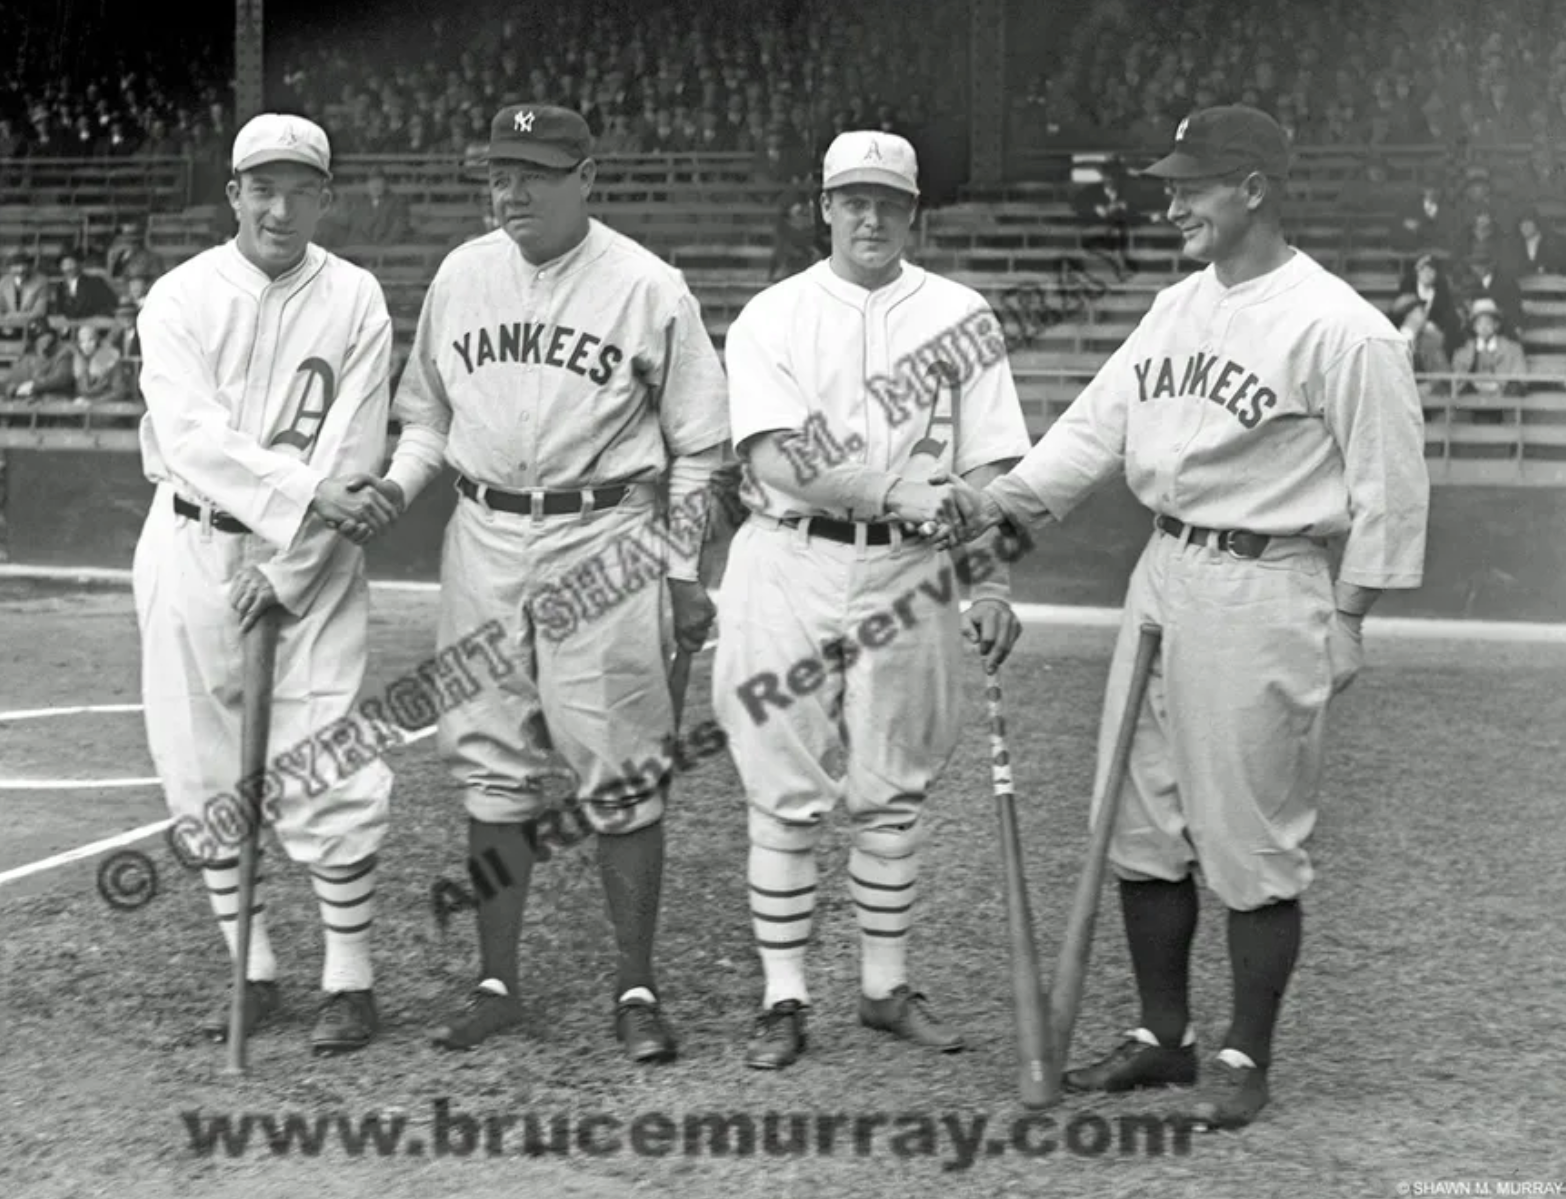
[2,0,1565,490]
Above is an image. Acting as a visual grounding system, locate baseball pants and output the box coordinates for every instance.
[434,483,676,834]
[1091,519,1351,911]
[133,483,392,869]
[712,515,965,858]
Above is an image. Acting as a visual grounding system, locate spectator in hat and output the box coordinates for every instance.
[1398,252,1465,355]
[1460,251,1524,341]
[4,319,76,399]
[1452,297,1527,409]
[343,166,414,246]
[767,191,822,281]
[1395,185,1458,257]
[104,221,162,282]
[1390,293,1451,375]
[0,252,50,332]
[51,253,120,321]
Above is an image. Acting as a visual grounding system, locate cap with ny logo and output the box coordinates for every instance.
[487,104,593,169]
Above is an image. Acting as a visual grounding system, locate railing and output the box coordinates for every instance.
[0,156,194,209]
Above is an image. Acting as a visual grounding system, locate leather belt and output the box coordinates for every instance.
[1156,513,1270,559]
[779,515,895,546]
[457,475,630,516]
[173,494,250,534]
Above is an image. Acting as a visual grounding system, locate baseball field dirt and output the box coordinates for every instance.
[2,581,1563,1199]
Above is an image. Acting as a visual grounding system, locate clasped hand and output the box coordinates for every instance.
[890,471,1002,550]
[313,475,406,545]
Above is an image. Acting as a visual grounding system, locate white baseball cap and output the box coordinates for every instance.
[231,113,332,176]
[822,131,919,196]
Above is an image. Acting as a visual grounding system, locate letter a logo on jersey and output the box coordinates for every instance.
[269,357,338,457]
[514,110,536,132]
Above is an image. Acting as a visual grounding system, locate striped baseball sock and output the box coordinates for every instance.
[204,853,277,982]
[850,847,918,1000]
[749,845,816,1008]
[310,857,377,993]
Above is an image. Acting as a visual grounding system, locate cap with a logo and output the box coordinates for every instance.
[231,113,331,176]
[1139,105,1291,180]
[488,104,592,168]
[822,131,919,196]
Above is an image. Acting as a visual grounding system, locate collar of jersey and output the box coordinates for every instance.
[810,258,925,308]
[223,239,324,292]
[1204,245,1312,305]
[510,218,608,281]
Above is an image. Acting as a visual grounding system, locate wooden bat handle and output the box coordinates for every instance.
[986,666,1060,1110]
[1048,623,1162,1069]
[224,608,281,1076]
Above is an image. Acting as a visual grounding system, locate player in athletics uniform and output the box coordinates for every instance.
[713,131,1033,1070]
[369,105,728,1063]
[944,107,1430,1128]
[133,114,403,1054]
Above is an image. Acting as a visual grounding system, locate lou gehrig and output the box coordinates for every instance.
[941,106,1429,1130]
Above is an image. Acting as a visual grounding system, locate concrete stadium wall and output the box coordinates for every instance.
[3,450,1563,622]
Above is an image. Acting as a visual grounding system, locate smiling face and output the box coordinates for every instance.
[822,183,917,286]
[488,157,595,265]
[226,161,331,277]
[1161,169,1263,265]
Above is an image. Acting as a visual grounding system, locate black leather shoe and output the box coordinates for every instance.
[615,996,677,1063]
[858,985,965,1052]
[1063,1030,1197,1092]
[201,979,281,1043]
[746,999,808,1069]
[311,990,379,1055]
[1185,1055,1270,1130]
[430,985,525,1050]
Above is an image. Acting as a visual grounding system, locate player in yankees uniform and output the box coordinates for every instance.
[713,131,1033,1070]
[943,107,1430,1128]
[134,114,403,1054]
[363,104,729,1062]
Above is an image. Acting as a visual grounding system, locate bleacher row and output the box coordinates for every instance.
[2,148,1564,483]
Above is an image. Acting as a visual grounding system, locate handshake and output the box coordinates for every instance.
[888,470,1006,550]
[310,474,407,545]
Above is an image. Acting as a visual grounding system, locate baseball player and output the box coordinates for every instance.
[944,106,1430,1128]
[132,113,403,1055]
[713,131,1033,1070]
[363,104,729,1062]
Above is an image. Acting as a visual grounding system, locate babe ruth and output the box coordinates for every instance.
[132,114,404,1054]
[945,107,1430,1128]
[354,104,729,1062]
[713,131,1033,1070]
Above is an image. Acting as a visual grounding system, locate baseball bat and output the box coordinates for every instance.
[668,645,693,730]
[223,607,281,1076]
[1047,622,1162,1084]
[984,663,1059,1110]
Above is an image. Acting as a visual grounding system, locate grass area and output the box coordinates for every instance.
[3,609,1565,1199]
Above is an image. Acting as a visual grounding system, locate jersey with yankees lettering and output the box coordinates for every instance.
[991,248,1427,587]
[389,219,727,495]
[724,259,1032,519]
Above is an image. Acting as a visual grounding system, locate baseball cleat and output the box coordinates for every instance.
[614,996,678,1064]
[1063,1028,1197,1092]
[1183,1052,1270,1131]
[311,989,379,1055]
[746,999,808,1069]
[201,979,281,1043]
[858,985,966,1052]
[430,985,525,1050]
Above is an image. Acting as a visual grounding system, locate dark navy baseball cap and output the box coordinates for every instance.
[487,104,592,168]
[1139,105,1292,180]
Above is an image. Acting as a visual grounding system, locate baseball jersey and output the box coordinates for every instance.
[988,249,1429,589]
[724,260,1032,519]
[136,241,394,608]
[387,219,729,503]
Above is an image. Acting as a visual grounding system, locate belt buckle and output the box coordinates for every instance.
[530,490,546,523]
